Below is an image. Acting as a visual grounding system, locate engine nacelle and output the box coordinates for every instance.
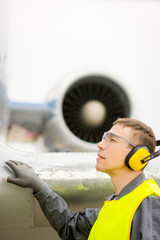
[45,71,131,152]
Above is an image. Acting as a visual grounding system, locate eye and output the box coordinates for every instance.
[110,138,116,142]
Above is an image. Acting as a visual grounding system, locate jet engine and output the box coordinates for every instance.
[45,72,131,152]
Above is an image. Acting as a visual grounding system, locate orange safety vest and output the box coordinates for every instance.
[88,179,160,240]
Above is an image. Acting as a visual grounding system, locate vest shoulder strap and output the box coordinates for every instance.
[88,179,160,240]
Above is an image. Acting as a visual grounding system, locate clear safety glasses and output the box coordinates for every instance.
[102,132,136,148]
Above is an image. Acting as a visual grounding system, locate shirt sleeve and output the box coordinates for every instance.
[132,196,160,240]
[34,185,100,240]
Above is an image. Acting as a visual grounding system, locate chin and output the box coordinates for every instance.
[96,164,105,173]
[95,164,100,171]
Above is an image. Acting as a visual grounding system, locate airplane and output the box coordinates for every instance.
[0,0,160,239]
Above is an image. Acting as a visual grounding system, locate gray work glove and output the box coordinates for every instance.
[5,160,46,193]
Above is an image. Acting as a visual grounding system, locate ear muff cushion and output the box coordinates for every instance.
[125,146,150,171]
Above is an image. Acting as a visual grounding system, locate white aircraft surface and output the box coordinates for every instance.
[1,0,160,239]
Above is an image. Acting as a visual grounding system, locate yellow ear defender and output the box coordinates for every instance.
[125,146,151,171]
[125,140,160,171]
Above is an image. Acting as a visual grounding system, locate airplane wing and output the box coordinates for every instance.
[0,139,160,240]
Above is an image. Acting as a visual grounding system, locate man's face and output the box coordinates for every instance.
[96,124,134,174]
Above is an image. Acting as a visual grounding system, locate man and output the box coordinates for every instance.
[4,118,160,239]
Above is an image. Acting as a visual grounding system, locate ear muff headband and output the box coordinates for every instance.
[125,146,150,171]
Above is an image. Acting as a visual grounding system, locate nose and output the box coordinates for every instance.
[97,139,106,150]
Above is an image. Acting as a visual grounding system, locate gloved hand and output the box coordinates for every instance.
[5,160,46,193]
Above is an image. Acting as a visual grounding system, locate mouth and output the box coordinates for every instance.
[97,153,105,160]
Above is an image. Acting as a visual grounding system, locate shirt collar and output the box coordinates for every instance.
[106,173,146,201]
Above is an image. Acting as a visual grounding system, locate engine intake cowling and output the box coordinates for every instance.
[45,73,131,152]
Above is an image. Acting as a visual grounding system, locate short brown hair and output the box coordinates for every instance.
[113,118,156,153]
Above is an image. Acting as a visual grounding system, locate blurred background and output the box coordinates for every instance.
[0,0,160,153]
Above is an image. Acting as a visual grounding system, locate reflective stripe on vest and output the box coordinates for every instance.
[88,179,160,240]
